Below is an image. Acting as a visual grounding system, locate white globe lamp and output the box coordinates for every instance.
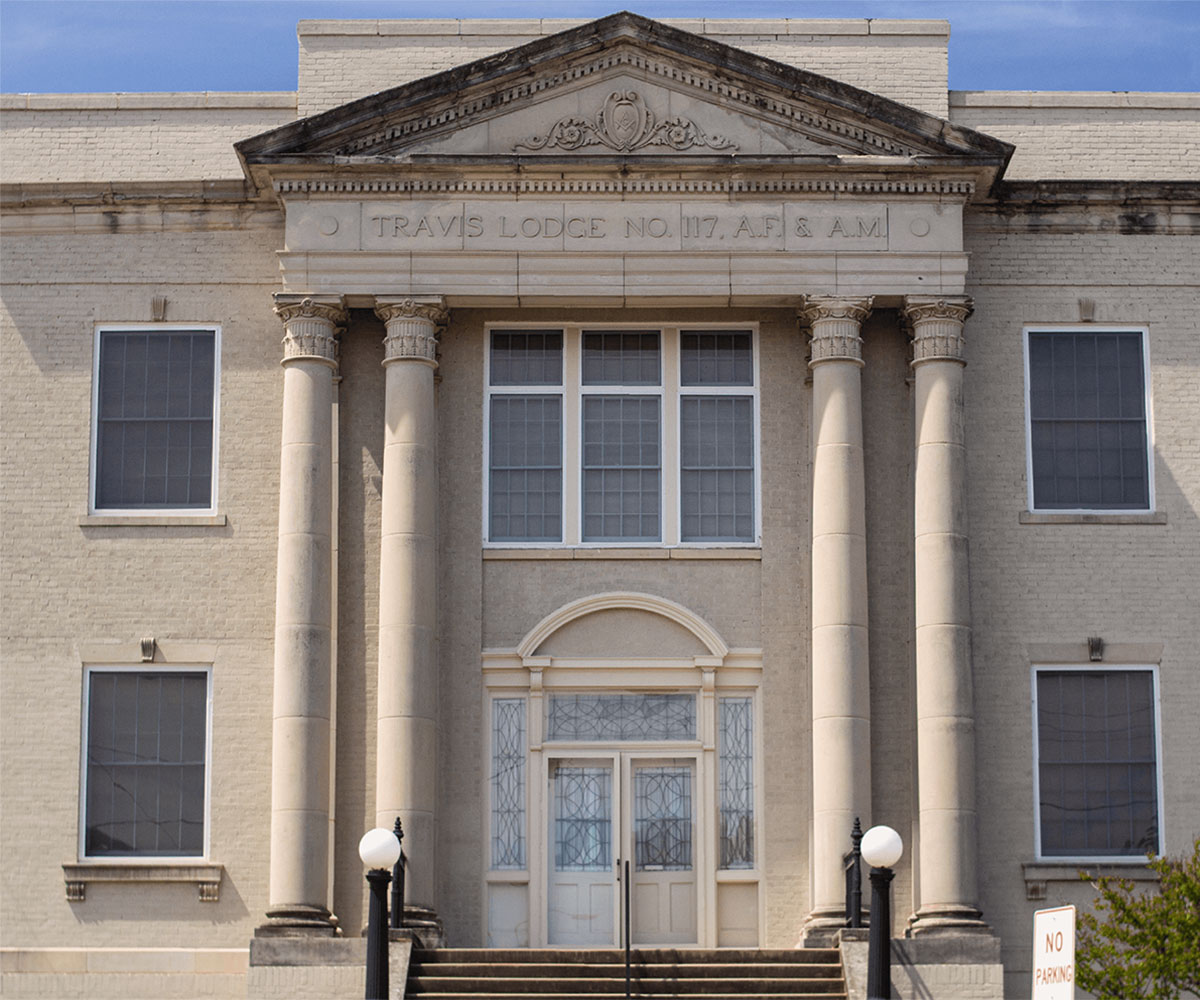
[359,827,402,870]
[860,824,903,869]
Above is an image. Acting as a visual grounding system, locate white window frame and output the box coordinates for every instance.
[483,323,762,547]
[78,664,214,862]
[1022,325,1154,515]
[1030,663,1164,863]
[89,323,222,516]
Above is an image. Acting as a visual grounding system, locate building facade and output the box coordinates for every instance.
[2,13,1198,999]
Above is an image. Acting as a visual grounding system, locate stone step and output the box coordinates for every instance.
[408,963,843,980]
[413,948,840,964]
[408,995,847,1000]
[406,947,847,1000]
[409,978,844,994]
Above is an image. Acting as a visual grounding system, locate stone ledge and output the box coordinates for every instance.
[951,90,1200,109]
[0,947,247,975]
[1019,510,1166,525]
[8,92,294,111]
[1022,859,1157,900]
[78,513,228,527]
[483,547,762,561]
[62,862,224,902]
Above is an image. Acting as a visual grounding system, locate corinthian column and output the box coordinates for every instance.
[903,295,988,934]
[373,296,446,923]
[260,294,345,935]
[802,296,874,941]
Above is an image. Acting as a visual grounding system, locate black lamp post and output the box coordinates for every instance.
[390,817,406,930]
[359,828,402,1000]
[861,824,903,1000]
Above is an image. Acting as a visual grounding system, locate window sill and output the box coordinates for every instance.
[483,547,762,561]
[1021,859,1157,901]
[1019,511,1166,525]
[79,513,227,527]
[62,861,224,902]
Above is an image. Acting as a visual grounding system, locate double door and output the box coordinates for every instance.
[548,754,697,946]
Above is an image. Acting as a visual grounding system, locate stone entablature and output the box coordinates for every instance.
[285,199,963,254]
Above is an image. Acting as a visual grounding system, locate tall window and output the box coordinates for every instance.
[485,326,758,544]
[1034,668,1160,859]
[83,670,209,857]
[92,326,219,512]
[1025,328,1151,512]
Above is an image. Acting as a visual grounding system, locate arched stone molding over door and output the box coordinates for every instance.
[481,592,763,949]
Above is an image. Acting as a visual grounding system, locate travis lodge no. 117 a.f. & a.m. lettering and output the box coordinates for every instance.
[288,201,957,253]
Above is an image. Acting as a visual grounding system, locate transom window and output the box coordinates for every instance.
[1024,328,1152,512]
[91,325,219,512]
[1034,668,1160,859]
[485,326,759,545]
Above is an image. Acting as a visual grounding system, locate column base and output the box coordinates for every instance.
[398,905,445,949]
[799,906,853,947]
[255,904,340,937]
[909,904,991,936]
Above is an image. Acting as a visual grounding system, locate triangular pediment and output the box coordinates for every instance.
[238,12,1011,180]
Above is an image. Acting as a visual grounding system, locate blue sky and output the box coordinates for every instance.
[1,0,1197,94]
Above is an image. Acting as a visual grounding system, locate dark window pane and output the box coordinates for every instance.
[489,395,562,541]
[582,331,660,385]
[490,331,563,386]
[680,396,755,541]
[582,396,660,541]
[1027,332,1149,510]
[681,331,754,386]
[95,331,216,509]
[86,671,207,857]
[1037,671,1157,857]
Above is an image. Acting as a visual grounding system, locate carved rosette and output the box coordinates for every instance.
[274,295,346,366]
[903,296,973,365]
[802,297,875,366]
[375,297,449,365]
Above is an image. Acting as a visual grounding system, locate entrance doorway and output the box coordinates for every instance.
[547,754,698,946]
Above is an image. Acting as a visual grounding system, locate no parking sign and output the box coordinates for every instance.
[1032,905,1076,999]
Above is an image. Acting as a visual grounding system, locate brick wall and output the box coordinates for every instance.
[951,92,1200,180]
[0,93,295,183]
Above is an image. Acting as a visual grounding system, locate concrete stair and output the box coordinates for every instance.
[406,947,847,999]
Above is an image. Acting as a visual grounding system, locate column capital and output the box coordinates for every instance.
[903,295,973,365]
[374,296,449,365]
[801,296,874,366]
[274,294,346,366]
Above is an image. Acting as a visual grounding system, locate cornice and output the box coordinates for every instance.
[272,175,976,197]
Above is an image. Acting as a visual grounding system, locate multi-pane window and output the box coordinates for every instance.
[1025,329,1151,511]
[93,327,219,511]
[485,327,758,544]
[1035,669,1159,858]
[83,670,209,857]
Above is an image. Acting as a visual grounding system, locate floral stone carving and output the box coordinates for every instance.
[514,90,738,154]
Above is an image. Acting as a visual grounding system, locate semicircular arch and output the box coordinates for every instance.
[516,591,729,660]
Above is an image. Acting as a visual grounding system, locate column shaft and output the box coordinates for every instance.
[803,297,874,939]
[262,295,345,934]
[904,296,987,934]
[374,297,446,913]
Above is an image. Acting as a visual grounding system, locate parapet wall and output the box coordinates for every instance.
[950,91,1200,180]
[296,18,952,118]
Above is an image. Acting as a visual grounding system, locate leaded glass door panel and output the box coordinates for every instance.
[547,759,617,945]
[628,760,697,945]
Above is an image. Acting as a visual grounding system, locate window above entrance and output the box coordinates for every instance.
[485,326,760,546]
